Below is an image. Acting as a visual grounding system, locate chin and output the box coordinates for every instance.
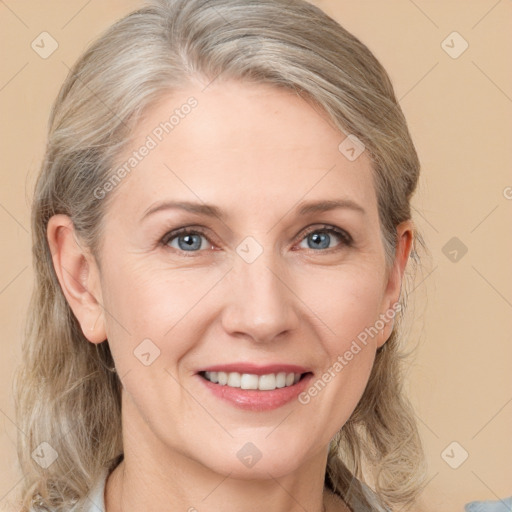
[185,436,315,480]
[208,457,305,481]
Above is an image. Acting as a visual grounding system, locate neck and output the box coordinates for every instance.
[104,391,347,512]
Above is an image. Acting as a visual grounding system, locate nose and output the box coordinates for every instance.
[220,249,300,344]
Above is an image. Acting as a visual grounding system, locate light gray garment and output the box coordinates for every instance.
[84,468,108,512]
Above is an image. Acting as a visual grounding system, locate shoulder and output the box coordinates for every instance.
[83,467,109,512]
[324,487,352,511]
[324,480,392,512]
[27,468,109,512]
[359,481,393,512]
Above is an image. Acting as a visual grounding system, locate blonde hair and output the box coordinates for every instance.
[15,0,429,510]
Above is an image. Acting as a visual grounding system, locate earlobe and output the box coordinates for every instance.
[47,214,106,344]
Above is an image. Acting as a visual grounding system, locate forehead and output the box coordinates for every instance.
[106,79,378,222]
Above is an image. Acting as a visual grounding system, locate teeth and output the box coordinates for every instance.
[258,373,276,390]
[240,373,259,390]
[227,372,241,388]
[276,372,286,388]
[203,371,303,391]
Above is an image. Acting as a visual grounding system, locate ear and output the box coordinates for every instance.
[47,214,106,344]
[376,220,414,349]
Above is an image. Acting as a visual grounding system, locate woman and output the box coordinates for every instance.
[15,0,428,510]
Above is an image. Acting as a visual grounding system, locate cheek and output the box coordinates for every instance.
[308,268,384,415]
[99,257,218,369]
[304,264,385,348]
[298,272,382,431]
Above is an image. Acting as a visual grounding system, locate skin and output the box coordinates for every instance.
[48,79,413,512]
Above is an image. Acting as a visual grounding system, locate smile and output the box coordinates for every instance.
[196,364,314,411]
[201,371,303,391]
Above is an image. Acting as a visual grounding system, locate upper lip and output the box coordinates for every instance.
[197,363,311,375]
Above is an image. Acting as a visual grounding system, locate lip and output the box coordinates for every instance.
[196,365,314,412]
[196,363,311,375]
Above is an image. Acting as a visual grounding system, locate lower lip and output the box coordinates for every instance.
[197,373,313,411]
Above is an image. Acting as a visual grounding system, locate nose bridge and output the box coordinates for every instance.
[221,241,298,342]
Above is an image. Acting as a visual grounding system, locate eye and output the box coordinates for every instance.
[160,224,353,255]
[296,225,353,252]
[162,228,212,253]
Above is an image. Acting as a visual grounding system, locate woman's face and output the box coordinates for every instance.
[86,80,409,478]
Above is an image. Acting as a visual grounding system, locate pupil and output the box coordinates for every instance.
[310,232,329,249]
[179,234,201,250]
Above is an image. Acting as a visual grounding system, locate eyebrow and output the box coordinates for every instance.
[141,198,366,221]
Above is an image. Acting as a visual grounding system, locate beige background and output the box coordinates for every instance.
[1,1,511,511]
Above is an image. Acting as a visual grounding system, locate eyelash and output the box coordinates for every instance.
[160,224,353,256]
